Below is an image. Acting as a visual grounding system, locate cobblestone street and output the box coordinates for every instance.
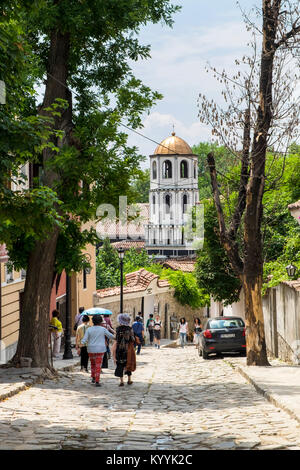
[0,345,300,450]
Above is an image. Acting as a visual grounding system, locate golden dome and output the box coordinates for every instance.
[154,132,193,155]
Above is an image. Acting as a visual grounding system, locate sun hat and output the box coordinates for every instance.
[117,313,131,326]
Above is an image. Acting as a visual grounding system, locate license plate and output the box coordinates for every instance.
[220,334,235,338]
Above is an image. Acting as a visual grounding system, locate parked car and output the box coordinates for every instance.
[198,316,246,359]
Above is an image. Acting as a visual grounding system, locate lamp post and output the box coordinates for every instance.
[118,248,125,313]
[286,264,297,278]
[63,273,73,359]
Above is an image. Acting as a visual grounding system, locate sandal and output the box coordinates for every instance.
[127,380,133,385]
[119,382,124,387]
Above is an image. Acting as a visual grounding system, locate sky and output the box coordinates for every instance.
[125,0,258,163]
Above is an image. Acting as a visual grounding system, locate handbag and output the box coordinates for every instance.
[135,335,141,345]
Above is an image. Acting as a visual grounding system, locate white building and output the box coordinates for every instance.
[145,132,199,257]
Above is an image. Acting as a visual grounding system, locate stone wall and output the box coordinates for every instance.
[153,291,205,341]
[263,283,300,364]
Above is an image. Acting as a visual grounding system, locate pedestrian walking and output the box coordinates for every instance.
[153,314,162,349]
[179,317,189,348]
[193,317,202,350]
[50,310,63,357]
[132,316,144,355]
[74,306,85,331]
[76,314,90,372]
[101,315,115,368]
[102,314,114,359]
[113,313,136,387]
[81,315,114,387]
[146,313,155,346]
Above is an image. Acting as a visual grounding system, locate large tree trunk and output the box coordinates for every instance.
[13,229,59,368]
[12,30,71,368]
[242,274,270,366]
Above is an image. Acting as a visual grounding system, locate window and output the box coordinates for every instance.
[180,160,188,178]
[83,269,87,289]
[5,263,13,283]
[182,194,188,214]
[208,318,245,329]
[152,161,157,179]
[194,161,197,179]
[165,194,171,214]
[163,160,172,178]
[152,195,156,214]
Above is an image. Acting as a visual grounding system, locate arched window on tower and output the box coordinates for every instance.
[152,194,156,214]
[152,161,157,179]
[165,194,171,214]
[183,194,188,214]
[163,160,172,178]
[194,161,197,179]
[180,160,188,178]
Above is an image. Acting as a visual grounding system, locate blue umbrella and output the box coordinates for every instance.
[81,307,112,316]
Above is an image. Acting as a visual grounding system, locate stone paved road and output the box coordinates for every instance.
[0,345,299,450]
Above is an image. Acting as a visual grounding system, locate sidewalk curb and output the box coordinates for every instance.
[225,359,300,425]
[0,360,80,403]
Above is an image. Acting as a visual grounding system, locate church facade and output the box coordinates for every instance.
[145,133,199,257]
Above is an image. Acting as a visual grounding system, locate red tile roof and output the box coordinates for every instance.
[162,258,196,272]
[96,268,171,299]
[288,200,300,210]
[282,279,300,291]
[110,240,145,251]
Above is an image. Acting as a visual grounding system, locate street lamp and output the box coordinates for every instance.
[286,263,297,278]
[63,273,73,359]
[118,248,125,313]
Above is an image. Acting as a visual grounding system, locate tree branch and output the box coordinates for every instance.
[207,152,244,276]
[275,18,300,49]
[228,107,251,239]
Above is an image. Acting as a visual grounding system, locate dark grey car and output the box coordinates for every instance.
[198,316,246,359]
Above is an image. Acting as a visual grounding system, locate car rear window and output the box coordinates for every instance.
[208,318,245,329]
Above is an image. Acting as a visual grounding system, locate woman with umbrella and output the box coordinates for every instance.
[113,313,136,387]
[81,314,114,387]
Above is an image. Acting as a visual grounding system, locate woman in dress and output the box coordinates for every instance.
[179,317,189,348]
[113,313,136,387]
[194,317,202,349]
[81,315,114,387]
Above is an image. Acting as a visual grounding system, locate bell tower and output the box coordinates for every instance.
[145,132,199,258]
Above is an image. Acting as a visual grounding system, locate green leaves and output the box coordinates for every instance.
[195,200,242,306]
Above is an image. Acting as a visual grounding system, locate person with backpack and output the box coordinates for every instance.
[146,314,155,346]
[153,315,162,349]
[74,306,85,331]
[132,316,144,355]
[76,314,90,372]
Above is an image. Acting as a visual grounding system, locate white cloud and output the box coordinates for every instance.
[126,111,214,167]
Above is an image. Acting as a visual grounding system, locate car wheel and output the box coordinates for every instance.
[202,349,209,360]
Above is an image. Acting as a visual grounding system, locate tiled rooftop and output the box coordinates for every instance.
[162,258,196,272]
[110,240,145,251]
[96,268,170,299]
[288,200,300,210]
[282,279,300,291]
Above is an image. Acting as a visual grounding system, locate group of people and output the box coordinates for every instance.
[178,317,202,348]
[74,311,164,387]
[50,308,203,387]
